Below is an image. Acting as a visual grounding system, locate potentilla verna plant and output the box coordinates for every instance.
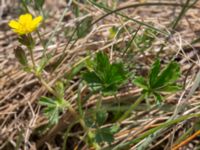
[3,0,200,150]
[7,13,102,149]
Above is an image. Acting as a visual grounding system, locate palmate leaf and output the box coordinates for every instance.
[39,96,61,124]
[102,63,127,93]
[43,106,60,124]
[133,59,182,103]
[84,109,108,128]
[83,52,128,94]
[95,128,114,144]
[95,125,119,144]
[96,109,108,126]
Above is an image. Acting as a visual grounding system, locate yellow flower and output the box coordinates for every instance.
[8,13,43,35]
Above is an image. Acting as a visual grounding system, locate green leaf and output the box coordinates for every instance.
[83,52,127,94]
[133,59,181,104]
[149,59,160,87]
[95,125,119,144]
[110,124,120,134]
[76,16,93,38]
[22,0,32,5]
[96,109,108,126]
[43,106,60,124]
[153,92,163,104]
[85,115,96,128]
[95,127,116,144]
[82,72,102,92]
[39,96,57,107]
[14,46,28,66]
[157,84,182,92]
[95,52,110,78]
[153,61,180,88]
[72,3,80,17]
[133,76,148,90]
[109,63,127,84]
[66,62,85,80]
[194,120,200,131]
[39,97,61,124]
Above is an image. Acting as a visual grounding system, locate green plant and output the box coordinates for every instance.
[7,1,190,149]
[82,51,128,146]
[133,59,182,103]
[39,96,69,124]
[8,13,75,125]
[83,51,128,95]
[39,81,69,124]
[85,108,120,145]
[9,8,105,150]
[118,59,182,122]
[94,125,119,144]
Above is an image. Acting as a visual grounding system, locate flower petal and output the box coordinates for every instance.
[32,16,43,26]
[8,20,20,29]
[19,13,33,24]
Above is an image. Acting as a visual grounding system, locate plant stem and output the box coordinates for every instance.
[36,76,61,98]
[118,95,144,123]
[62,121,78,150]
[26,34,36,69]
[29,48,36,68]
